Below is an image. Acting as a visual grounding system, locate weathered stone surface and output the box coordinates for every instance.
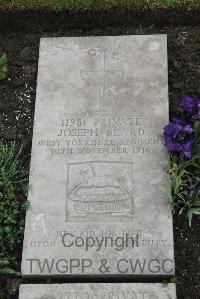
[22,35,174,278]
[19,283,177,299]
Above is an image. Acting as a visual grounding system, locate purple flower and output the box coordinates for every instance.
[188,187,200,199]
[164,118,194,159]
[180,95,200,120]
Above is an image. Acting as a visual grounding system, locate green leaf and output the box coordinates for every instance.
[187,207,200,227]
[163,148,171,164]
[23,200,30,209]
[0,52,8,80]
[0,258,10,266]
[0,266,21,276]
[170,276,178,283]
[179,206,185,215]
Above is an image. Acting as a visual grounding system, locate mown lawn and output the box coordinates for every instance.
[0,0,199,11]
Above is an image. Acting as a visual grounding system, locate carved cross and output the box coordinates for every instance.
[80,49,125,111]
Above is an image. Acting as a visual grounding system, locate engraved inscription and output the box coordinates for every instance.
[34,290,170,299]
[34,290,161,299]
[66,161,134,222]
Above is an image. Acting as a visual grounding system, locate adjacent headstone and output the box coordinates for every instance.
[22,35,175,278]
[19,283,177,299]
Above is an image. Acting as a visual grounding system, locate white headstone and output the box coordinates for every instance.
[22,35,174,278]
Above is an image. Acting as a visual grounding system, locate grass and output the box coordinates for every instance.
[0,142,29,276]
[0,0,199,11]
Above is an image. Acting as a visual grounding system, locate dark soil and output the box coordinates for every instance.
[0,16,200,299]
[1,8,200,33]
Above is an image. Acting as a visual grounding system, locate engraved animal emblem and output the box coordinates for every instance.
[66,162,134,221]
[70,163,130,196]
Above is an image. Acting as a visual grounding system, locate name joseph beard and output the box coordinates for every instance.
[62,233,140,251]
